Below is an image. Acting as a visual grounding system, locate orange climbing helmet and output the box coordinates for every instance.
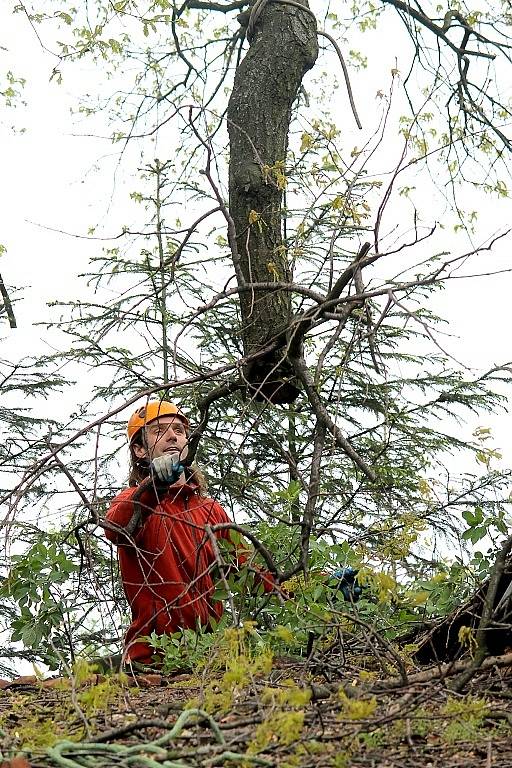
[127,400,189,444]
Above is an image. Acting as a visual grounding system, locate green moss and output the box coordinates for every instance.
[8,718,63,750]
[247,710,305,754]
[280,739,327,768]
[338,689,377,720]
[329,753,351,768]
[77,672,133,716]
[192,626,275,715]
[0,697,82,752]
[440,695,489,744]
[261,679,311,708]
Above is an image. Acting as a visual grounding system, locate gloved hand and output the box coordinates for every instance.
[151,454,185,484]
[328,566,363,602]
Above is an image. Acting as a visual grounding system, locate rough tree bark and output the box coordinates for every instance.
[227,0,318,403]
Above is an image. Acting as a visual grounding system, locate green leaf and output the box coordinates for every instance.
[212,588,229,601]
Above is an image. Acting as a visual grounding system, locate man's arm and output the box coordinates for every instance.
[104,484,163,545]
[105,458,184,544]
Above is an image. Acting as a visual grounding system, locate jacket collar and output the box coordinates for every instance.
[167,478,199,497]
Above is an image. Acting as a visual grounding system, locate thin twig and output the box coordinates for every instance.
[209,522,280,579]
[372,651,512,691]
[0,273,17,328]
[205,524,239,623]
[300,419,326,574]
[291,354,377,483]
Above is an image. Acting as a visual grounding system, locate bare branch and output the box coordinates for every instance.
[0,274,17,329]
[291,353,377,483]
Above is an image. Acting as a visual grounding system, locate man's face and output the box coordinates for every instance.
[133,415,189,462]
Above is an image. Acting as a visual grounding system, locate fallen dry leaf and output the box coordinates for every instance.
[134,673,163,687]
[3,676,38,688]
[42,677,69,689]
[0,757,32,768]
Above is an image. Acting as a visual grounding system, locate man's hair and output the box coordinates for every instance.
[128,430,208,496]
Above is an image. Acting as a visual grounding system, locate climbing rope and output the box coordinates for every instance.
[45,708,272,768]
[245,0,362,130]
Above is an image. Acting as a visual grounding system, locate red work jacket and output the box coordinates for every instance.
[105,481,265,663]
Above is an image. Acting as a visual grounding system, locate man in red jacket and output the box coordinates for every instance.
[105,400,275,666]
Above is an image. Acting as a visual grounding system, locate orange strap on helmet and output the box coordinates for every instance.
[127,401,189,444]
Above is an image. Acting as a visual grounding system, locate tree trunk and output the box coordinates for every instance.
[227,0,318,403]
[411,557,512,664]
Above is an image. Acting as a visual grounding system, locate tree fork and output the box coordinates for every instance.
[227,0,318,403]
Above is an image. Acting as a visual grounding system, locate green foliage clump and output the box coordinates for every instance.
[77,672,132,717]
[184,623,274,715]
[440,696,489,744]
[338,689,377,720]
[0,540,77,651]
[247,710,305,754]
[145,623,222,675]
[6,717,60,751]
[246,679,310,755]
[0,693,72,751]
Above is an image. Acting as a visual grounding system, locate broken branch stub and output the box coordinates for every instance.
[227,0,318,403]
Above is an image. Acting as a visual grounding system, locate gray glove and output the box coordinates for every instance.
[151,455,185,484]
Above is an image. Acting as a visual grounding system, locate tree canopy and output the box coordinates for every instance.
[1,0,512,696]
